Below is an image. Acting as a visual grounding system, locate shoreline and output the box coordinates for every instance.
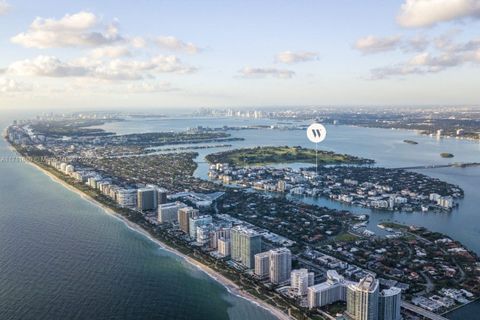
[20,152,291,320]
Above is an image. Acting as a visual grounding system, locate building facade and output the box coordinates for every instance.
[157,202,187,224]
[188,215,212,239]
[378,287,401,320]
[346,275,379,320]
[137,187,157,211]
[254,251,270,278]
[230,226,262,269]
[269,247,292,285]
[291,269,314,296]
[217,238,231,257]
[178,207,199,234]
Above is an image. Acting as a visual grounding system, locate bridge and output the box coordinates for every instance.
[393,162,480,170]
[401,302,450,320]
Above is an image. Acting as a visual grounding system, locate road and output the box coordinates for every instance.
[402,301,450,320]
[394,162,480,170]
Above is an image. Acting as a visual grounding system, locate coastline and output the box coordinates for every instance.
[19,152,291,320]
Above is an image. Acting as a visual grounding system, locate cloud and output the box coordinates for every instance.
[239,67,295,79]
[156,36,200,54]
[433,30,480,52]
[397,0,480,28]
[368,32,480,80]
[7,56,90,77]
[0,1,10,15]
[404,35,430,52]
[126,81,177,93]
[11,11,123,48]
[0,78,32,93]
[5,55,196,80]
[131,37,147,48]
[354,35,402,54]
[89,46,132,59]
[370,51,473,79]
[275,51,318,64]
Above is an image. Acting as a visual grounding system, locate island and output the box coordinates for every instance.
[205,146,374,166]
[441,152,455,158]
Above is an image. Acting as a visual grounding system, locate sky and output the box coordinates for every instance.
[0,0,479,110]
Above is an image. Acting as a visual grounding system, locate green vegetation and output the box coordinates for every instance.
[441,152,454,158]
[322,301,346,316]
[335,233,359,242]
[29,119,113,137]
[206,146,373,166]
[378,222,409,230]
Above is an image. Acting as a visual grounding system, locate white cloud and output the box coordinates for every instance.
[7,56,90,77]
[409,52,462,67]
[368,32,480,80]
[0,1,10,15]
[126,81,177,93]
[156,36,200,54]
[131,37,147,48]
[89,46,131,59]
[355,35,402,54]
[0,78,32,93]
[5,55,196,80]
[404,35,430,52]
[275,51,318,64]
[239,67,295,79]
[370,51,472,79]
[11,11,123,48]
[397,0,480,28]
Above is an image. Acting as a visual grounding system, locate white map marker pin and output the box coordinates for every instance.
[307,123,327,143]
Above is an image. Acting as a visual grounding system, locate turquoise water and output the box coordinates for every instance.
[0,111,277,320]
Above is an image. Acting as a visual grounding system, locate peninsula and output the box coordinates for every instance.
[5,116,479,320]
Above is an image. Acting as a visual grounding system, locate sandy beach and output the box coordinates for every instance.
[22,157,291,320]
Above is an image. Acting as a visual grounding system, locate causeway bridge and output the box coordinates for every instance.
[401,302,450,320]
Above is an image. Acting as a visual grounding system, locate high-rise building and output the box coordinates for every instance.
[277,180,286,192]
[230,226,262,269]
[188,215,212,239]
[346,275,379,320]
[65,164,75,174]
[269,247,292,285]
[308,270,351,308]
[157,202,187,224]
[378,287,401,320]
[157,189,168,205]
[178,207,199,234]
[308,271,398,320]
[196,224,213,245]
[217,238,231,257]
[137,187,157,211]
[116,188,137,208]
[291,269,314,296]
[210,226,231,249]
[254,252,270,278]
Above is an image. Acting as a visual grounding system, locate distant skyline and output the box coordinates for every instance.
[1,0,480,109]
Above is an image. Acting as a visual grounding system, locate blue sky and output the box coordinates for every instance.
[1,0,479,109]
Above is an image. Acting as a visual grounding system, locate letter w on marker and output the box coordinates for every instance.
[312,129,322,138]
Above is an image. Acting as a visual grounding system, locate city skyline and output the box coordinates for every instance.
[1,0,480,109]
